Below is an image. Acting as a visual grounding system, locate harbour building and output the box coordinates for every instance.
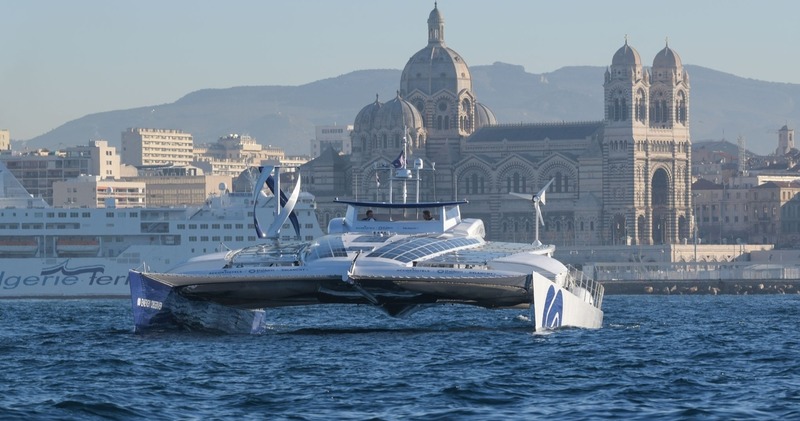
[311,125,353,158]
[0,140,122,204]
[0,129,9,151]
[121,128,194,167]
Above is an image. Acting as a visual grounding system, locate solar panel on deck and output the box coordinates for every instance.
[367,236,481,263]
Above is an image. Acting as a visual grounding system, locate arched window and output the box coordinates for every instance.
[635,89,646,122]
[462,98,472,131]
[676,91,687,125]
[621,98,627,121]
[652,169,669,206]
[638,215,646,244]
[437,116,443,130]
[554,172,563,193]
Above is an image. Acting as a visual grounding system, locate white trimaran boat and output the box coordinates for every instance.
[129,164,604,333]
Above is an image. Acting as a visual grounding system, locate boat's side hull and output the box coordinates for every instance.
[129,271,267,334]
[531,274,604,330]
[350,266,532,309]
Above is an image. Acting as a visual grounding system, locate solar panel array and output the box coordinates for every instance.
[366,236,482,263]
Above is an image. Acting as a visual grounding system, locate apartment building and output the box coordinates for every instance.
[121,128,193,167]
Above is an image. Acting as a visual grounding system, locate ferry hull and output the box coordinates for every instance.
[0,258,134,298]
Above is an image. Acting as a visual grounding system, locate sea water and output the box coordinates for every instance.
[1,295,798,420]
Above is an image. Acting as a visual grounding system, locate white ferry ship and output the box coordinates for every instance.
[0,162,324,298]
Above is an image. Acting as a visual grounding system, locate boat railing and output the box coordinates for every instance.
[566,264,604,310]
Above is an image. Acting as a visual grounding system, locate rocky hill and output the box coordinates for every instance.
[23,63,800,156]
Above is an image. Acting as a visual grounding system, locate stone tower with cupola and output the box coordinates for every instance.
[603,39,692,245]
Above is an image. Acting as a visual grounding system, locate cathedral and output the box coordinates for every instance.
[301,4,692,246]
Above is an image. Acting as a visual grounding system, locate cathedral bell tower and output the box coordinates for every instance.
[602,39,692,246]
[645,41,691,246]
[602,38,649,245]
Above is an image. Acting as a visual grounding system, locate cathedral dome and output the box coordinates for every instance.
[653,45,683,69]
[400,5,472,96]
[475,102,497,128]
[611,41,642,67]
[401,47,472,96]
[374,93,424,131]
[353,95,383,131]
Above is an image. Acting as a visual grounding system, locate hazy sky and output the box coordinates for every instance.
[3,0,799,140]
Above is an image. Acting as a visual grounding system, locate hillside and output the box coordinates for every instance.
[24,63,800,156]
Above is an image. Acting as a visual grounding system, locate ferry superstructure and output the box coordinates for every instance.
[0,162,324,298]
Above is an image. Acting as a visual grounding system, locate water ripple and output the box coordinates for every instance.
[1,296,799,419]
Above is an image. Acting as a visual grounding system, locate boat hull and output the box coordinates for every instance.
[531,275,603,330]
[129,271,268,334]
[128,265,603,332]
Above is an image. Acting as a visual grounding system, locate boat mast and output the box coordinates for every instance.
[402,126,408,204]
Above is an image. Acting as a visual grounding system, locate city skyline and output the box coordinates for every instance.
[3,0,799,141]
